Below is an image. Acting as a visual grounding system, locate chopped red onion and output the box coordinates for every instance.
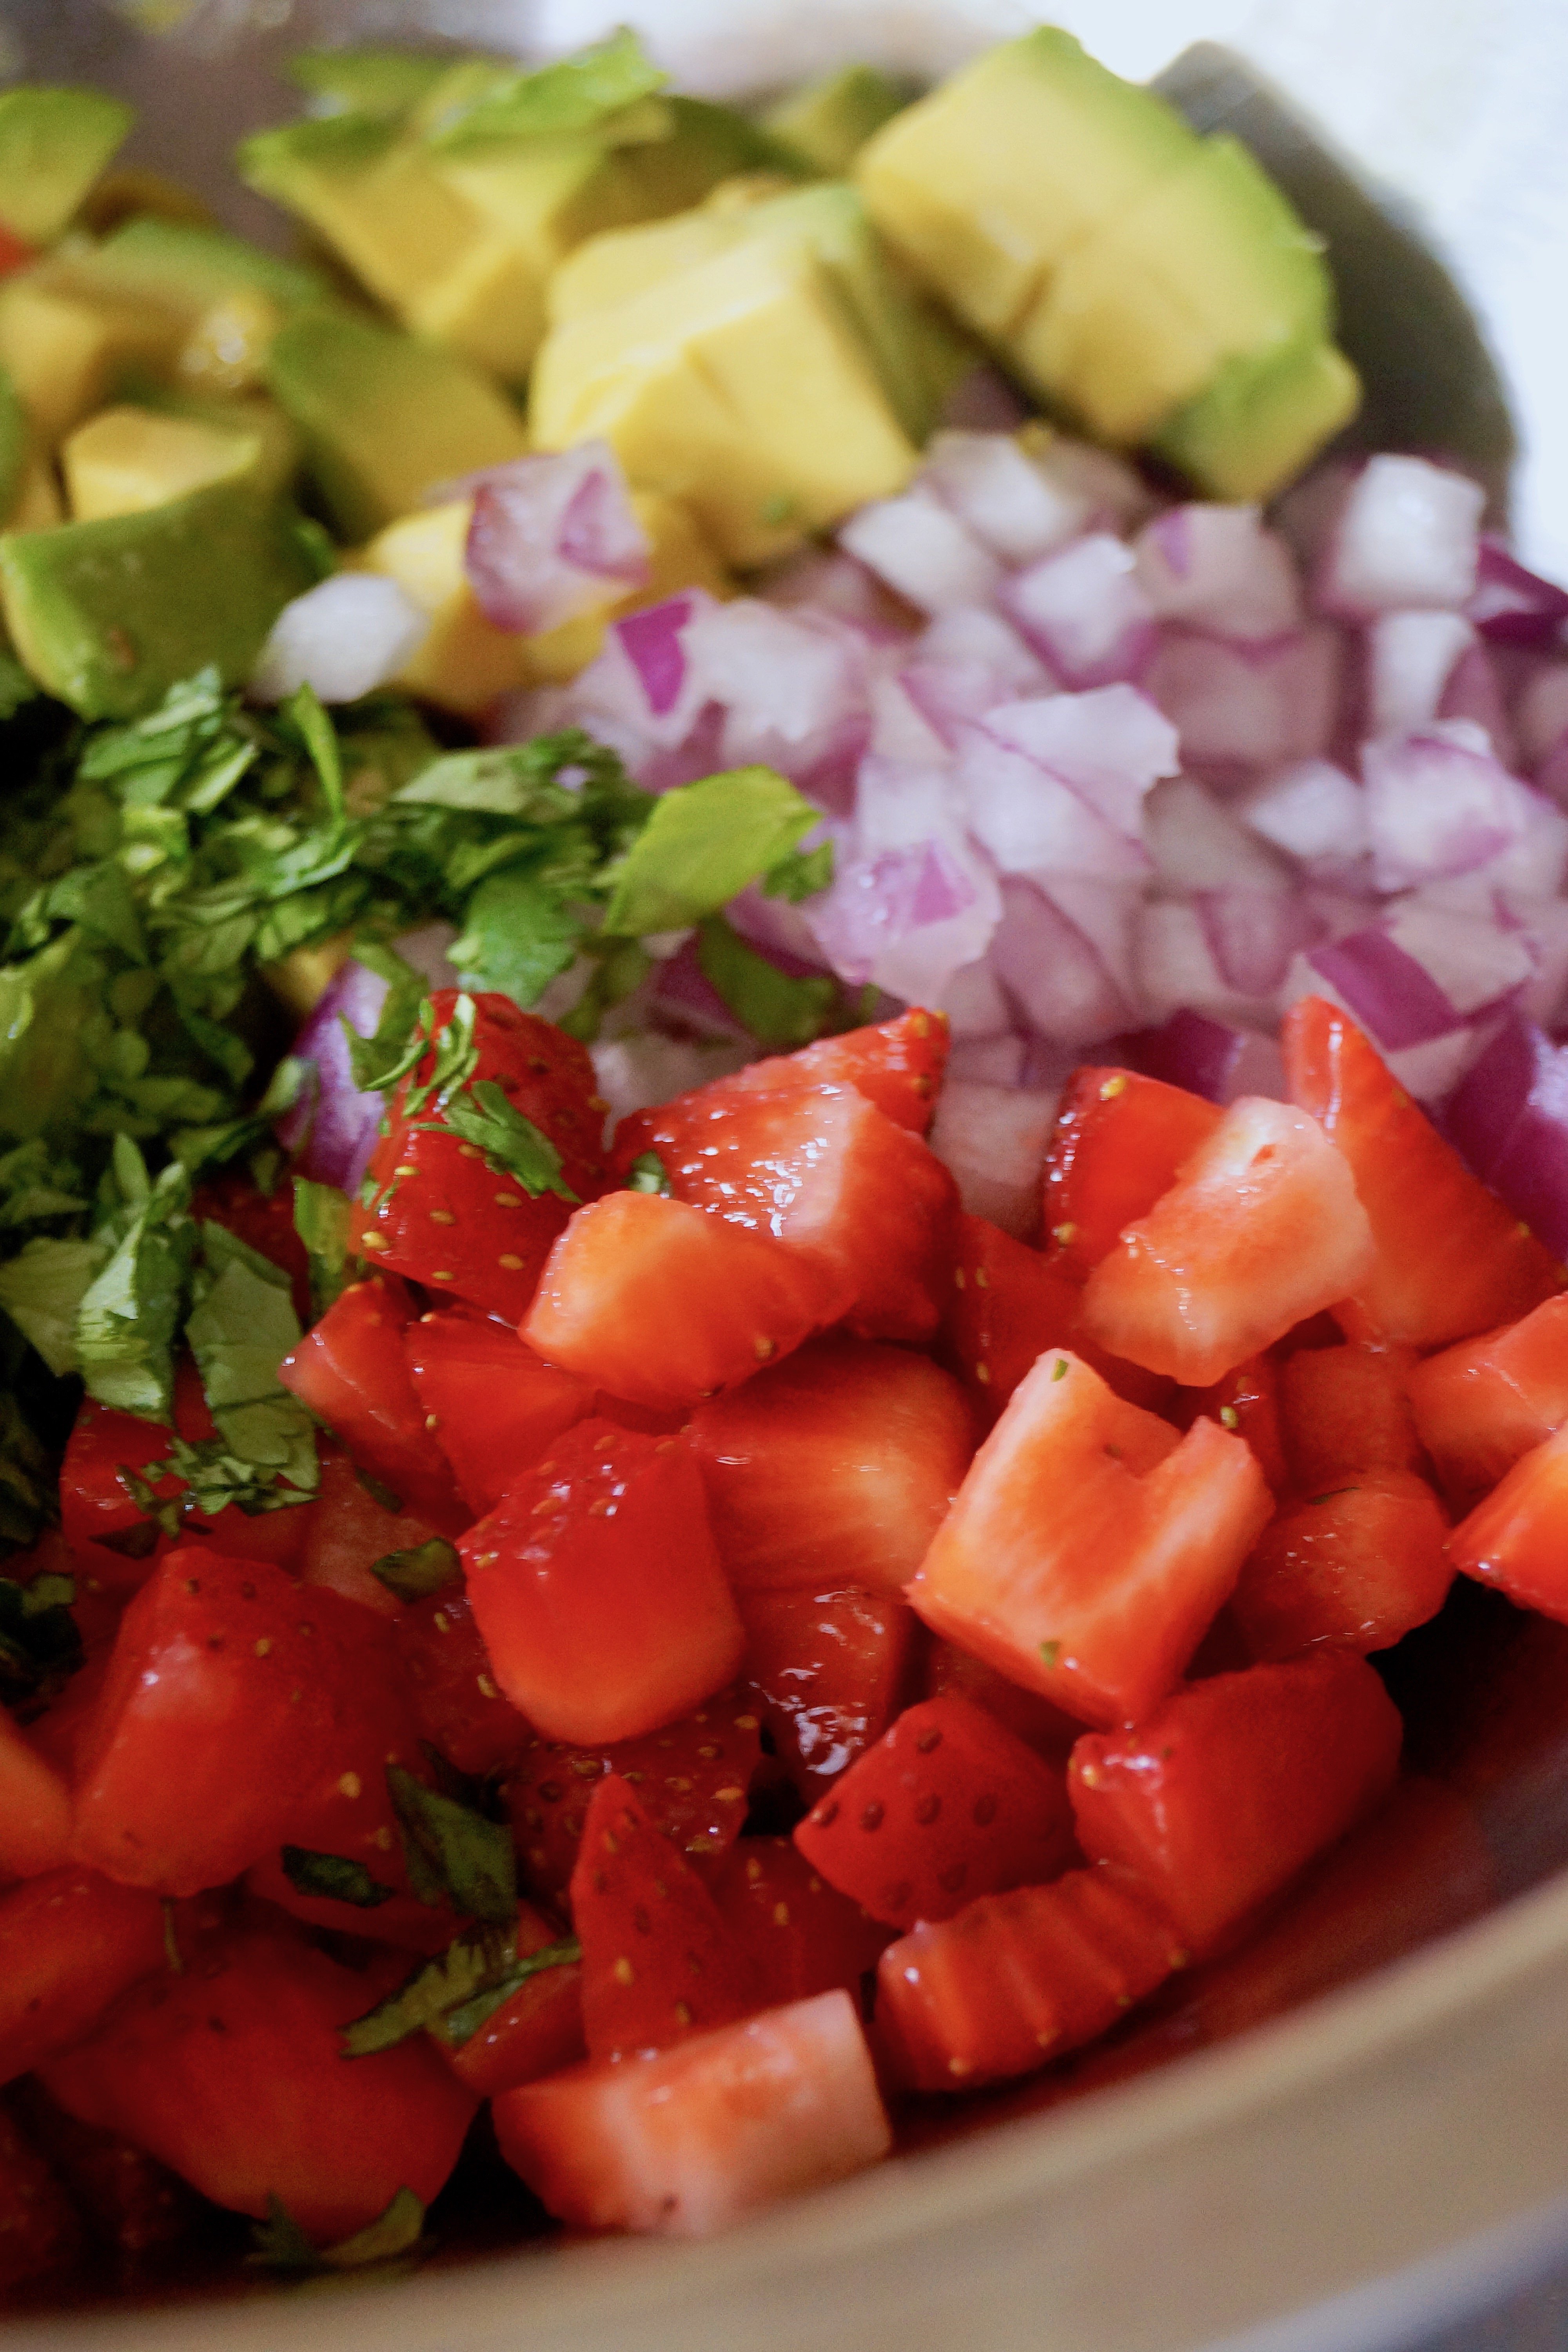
[938,365,1033,434]
[1381,895,1535,1017]
[988,875,1131,1044]
[942,956,1014,1042]
[1004,534,1157,689]
[1035,438,1154,536]
[1445,1014,1568,1259]
[1122,1008,1247,1103]
[916,605,1054,693]
[755,545,913,637]
[1305,927,1465,1048]
[837,489,1002,615]
[1197,888,1323,998]
[275,958,390,1193]
[684,600,865,779]
[591,1031,750,1123]
[927,1079,1060,1236]
[1366,610,1477,737]
[1438,641,1516,769]
[978,685,1178,836]
[1361,722,1530,891]
[1467,536,1568,647]
[1143,626,1344,768]
[1132,506,1302,641]
[1316,455,1486,620]
[1143,776,1292,895]
[1237,759,1367,878]
[1514,664,1568,772]
[960,725,1152,882]
[250,574,428,706]
[921,430,1091,565]
[618,596,694,719]
[466,442,649,635]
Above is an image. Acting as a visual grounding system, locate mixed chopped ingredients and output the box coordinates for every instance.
[2,16,1568,2303]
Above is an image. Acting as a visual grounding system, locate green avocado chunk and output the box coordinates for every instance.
[264,307,529,540]
[0,86,135,245]
[0,475,317,719]
[0,365,29,521]
[72,216,330,324]
[286,45,459,123]
[763,65,913,175]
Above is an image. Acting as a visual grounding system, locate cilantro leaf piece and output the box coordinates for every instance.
[186,1222,317,1492]
[449,866,583,1007]
[433,1939,582,2049]
[419,1080,576,1203]
[626,1151,671,1197]
[0,1567,82,1703]
[763,839,835,904]
[421,27,666,151]
[402,993,478,1121]
[280,1847,396,1909]
[370,1537,460,1605]
[0,1237,107,1374]
[696,914,838,1050]
[343,942,427,1096]
[247,2188,426,2273]
[76,1162,195,1423]
[292,1178,354,1320]
[600,767,820,937]
[246,2195,319,2274]
[287,44,454,120]
[341,1921,581,2056]
[0,1397,54,1555]
[387,1766,517,1924]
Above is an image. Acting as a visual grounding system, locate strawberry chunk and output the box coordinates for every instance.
[1406,1293,1568,1509]
[1178,1353,1289,1495]
[278,1276,467,1531]
[1277,1340,1421,1490]
[736,1586,916,1792]
[192,1169,313,1327]
[712,1840,892,2007]
[388,1586,532,1779]
[10,2089,197,2259]
[0,1871,168,2087]
[355,990,608,1323]
[492,1988,890,2238]
[615,1077,958,1343]
[436,1902,586,2097]
[505,1693,762,1902]
[921,1637,1082,1764]
[1068,1655,1403,1953]
[1042,1067,1222,1282]
[908,1350,1272,1728]
[0,1710,72,1881]
[570,1775,764,2057]
[687,1336,974,1593]
[725,1007,950,1134]
[1448,1421,1568,1622]
[403,1312,595,1516]
[294,1444,447,1621]
[874,1866,1185,2092]
[460,1422,744,1746]
[1081,1096,1377,1385]
[1230,1470,1453,1661]
[523,1190,848,1410]
[0,2107,80,2294]
[1283,995,1561,1346]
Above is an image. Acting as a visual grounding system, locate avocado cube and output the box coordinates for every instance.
[0,87,134,245]
[763,65,913,175]
[1015,134,1336,442]
[0,366,28,524]
[0,265,187,441]
[531,234,916,567]
[114,380,299,498]
[62,404,260,521]
[77,216,329,322]
[1151,339,1361,501]
[264,308,529,541]
[0,475,318,719]
[855,29,1198,340]
[287,46,459,123]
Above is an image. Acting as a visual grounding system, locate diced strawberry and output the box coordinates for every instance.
[1277,1340,1422,1490]
[388,1585,531,1779]
[794,1694,1075,1929]
[191,1169,313,1327]
[38,1926,476,2241]
[437,1902,586,2097]
[1081,1097,1377,1385]
[1178,1354,1289,1494]
[724,1007,950,1134]
[461,1422,744,1746]
[874,1866,1184,2092]
[403,1312,595,1516]
[570,1775,764,2057]
[0,2106,80,2294]
[711,1839,892,2007]
[355,990,608,1323]
[614,1077,958,1343]
[921,1637,1082,1764]
[736,1586,916,1792]
[1067,1654,1403,1954]
[1406,1294,1568,1508]
[1042,1067,1223,1282]
[0,222,35,278]
[1230,1470,1453,1661]
[941,1211,1168,1428]
[522,1191,848,1411]
[71,1547,352,1896]
[1283,996,1561,1346]
[9,2088,197,2259]
[687,1337,974,1593]
[295,1444,446,1620]
[1447,1421,1568,1622]
[0,1711,72,1881]
[278,1276,467,1531]
[908,1350,1272,1728]
[505,1693,762,1902]
[492,1988,890,2237]
[0,1871,168,2088]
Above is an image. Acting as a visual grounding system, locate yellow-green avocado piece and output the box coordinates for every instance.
[1151,339,1361,502]
[0,475,317,720]
[763,65,912,175]
[0,87,135,245]
[531,232,917,567]
[264,307,529,541]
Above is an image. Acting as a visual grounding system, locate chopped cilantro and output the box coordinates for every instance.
[370,1537,460,1604]
[626,1151,672,1197]
[247,2188,426,2273]
[291,1178,354,1320]
[695,914,838,1050]
[280,1847,396,1909]
[342,1921,581,2058]
[387,1766,517,1925]
[600,766,821,938]
[419,1079,576,1202]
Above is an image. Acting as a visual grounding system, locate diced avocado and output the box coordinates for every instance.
[0,263,188,441]
[1151,339,1361,501]
[115,378,299,497]
[763,65,912,175]
[265,308,529,540]
[77,216,329,321]
[0,475,318,719]
[547,205,736,325]
[61,404,260,521]
[1015,134,1335,442]
[856,30,1198,339]
[287,45,459,123]
[8,462,64,532]
[0,366,28,524]
[77,167,215,240]
[531,234,917,567]
[0,87,135,245]
[413,29,666,152]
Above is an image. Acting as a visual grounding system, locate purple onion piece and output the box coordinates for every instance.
[1120,1009,1247,1104]
[1446,1014,1568,1260]
[275,958,390,1195]
[617,596,694,719]
[1467,535,1568,648]
[1307,929,1464,1050]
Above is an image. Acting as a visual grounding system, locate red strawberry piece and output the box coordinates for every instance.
[1277,1338,1422,1490]
[793,1693,1076,1929]
[712,1838,892,2007]
[941,1211,1169,1429]
[10,2087,197,2259]
[388,1584,532,1780]
[920,1636,1082,1764]
[460,1421,745,1747]
[0,2106,81,2293]
[1447,1419,1568,1622]
[295,1443,448,1621]
[0,1705,72,1881]
[722,1007,950,1135]
[1042,1067,1223,1282]
[1283,995,1561,1347]
[1406,1292,1568,1509]
[570,1773,765,2058]
[505,1691,762,1903]
[354,989,609,1323]
[614,1076,958,1343]
[1230,1469,1453,1662]
[735,1586,917,1792]
[1178,1353,1289,1494]
[874,1864,1185,2092]
[1068,1653,1403,1954]
[437,1900,586,2098]
[278,1275,467,1531]
[492,1987,890,2238]
[522,1190,848,1412]
[908,1349,1272,1729]
[687,1336,974,1593]
[0,1871,169,2087]
[403,1311,595,1516]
